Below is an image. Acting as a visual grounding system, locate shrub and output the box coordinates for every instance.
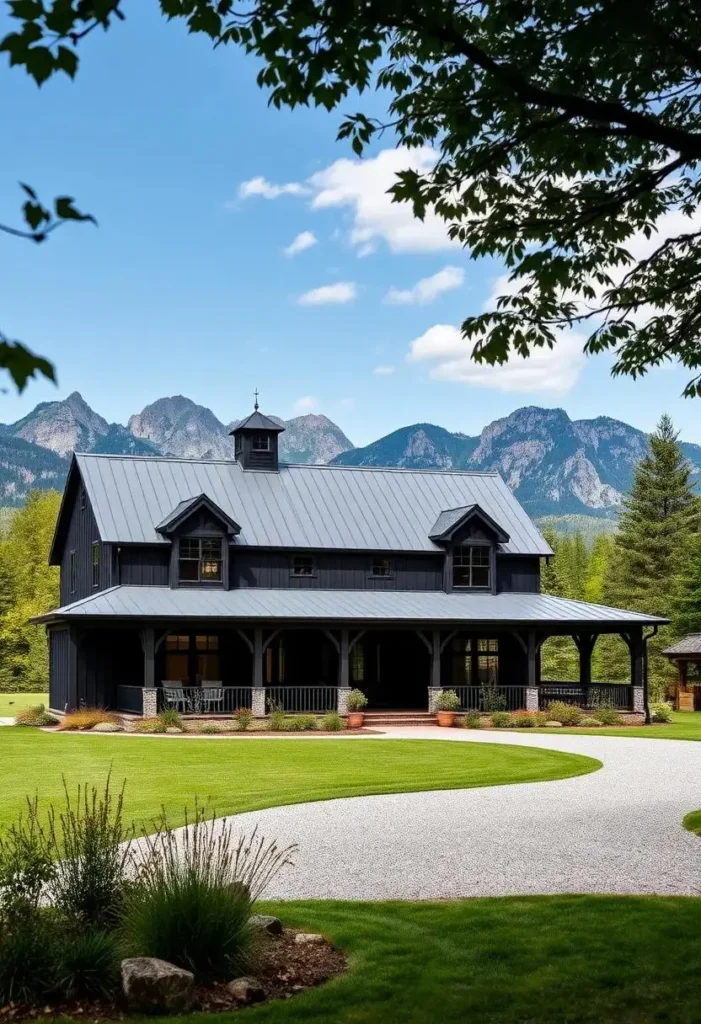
[55,927,122,1000]
[123,809,296,983]
[480,685,507,712]
[57,708,122,732]
[579,717,602,728]
[592,706,623,726]
[289,714,317,731]
[491,711,511,728]
[48,777,134,928]
[0,912,58,1004]
[0,796,55,919]
[435,689,460,712]
[546,700,582,726]
[322,711,343,731]
[199,723,222,735]
[158,708,182,729]
[464,710,482,729]
[346,688,368,712]
[269,709,287,731]
[14,703,58,727]
[133,716,166,734]
[651,701,674,723]
[233,707,254,731]
[510,710,537,728]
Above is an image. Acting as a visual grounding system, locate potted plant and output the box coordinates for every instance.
[346,688,368,728]
[435,689,460,727]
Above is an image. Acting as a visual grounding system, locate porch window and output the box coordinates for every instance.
[178,537,223,583]
[291,555,314,577]
[92,541,100,588]
[251,433,270,452]
[351,642,365,682]
[164,633,220,684]
[451,637,499,685]
[477,638,499,685]
[371,557,393,578]
[453,545,491,588]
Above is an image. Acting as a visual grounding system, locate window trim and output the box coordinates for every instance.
[290,555,316,578]
[251,432,271,452]
[91,541,100,589]
[452,543,493,590]
[69,549,77,595]
[177,536,224,586]
[369,556,394,579]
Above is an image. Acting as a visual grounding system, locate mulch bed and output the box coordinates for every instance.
[0,931,347,1021]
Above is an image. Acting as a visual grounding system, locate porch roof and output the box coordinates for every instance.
[36,585,668,627]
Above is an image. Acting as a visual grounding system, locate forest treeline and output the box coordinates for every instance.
[1,415,701,698]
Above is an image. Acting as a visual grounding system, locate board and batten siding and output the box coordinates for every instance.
[116,546,170,587]
[232,550,445,591]
[59,483,111,605]
[48,627,72,711]
[496,556,541,594]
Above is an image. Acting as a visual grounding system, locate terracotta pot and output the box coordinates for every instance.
[436,710,456,728]
[347,711,365,729]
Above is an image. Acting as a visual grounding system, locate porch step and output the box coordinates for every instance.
[363,711,437,727]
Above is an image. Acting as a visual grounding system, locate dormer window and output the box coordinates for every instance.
[179,537,223,584]
[251,433,271,452]
[292,555,314,577]
[453,545,491,588]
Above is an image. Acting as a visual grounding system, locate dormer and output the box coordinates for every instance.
[156,494,240,589]
[429,504,510,593]
[230,398,285,471]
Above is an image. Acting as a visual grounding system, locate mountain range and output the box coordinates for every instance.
[1,393,699,524]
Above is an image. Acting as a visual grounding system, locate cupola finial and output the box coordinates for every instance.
[253,388,259,412]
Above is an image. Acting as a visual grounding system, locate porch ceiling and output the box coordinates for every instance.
[35,585,668,627]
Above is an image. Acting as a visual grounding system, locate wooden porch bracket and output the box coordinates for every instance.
[440,630,457,654]
[323,630,341,654]
[235,628,254,653]
[349,630,366,652]
[416,630,433,653]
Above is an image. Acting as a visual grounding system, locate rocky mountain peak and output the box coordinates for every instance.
[8,392,110,457]
[128,397,231,459]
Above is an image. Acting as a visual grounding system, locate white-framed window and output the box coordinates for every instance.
[251,433,271,452]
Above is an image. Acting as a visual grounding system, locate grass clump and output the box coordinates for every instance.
[14,703,58,727]
[651,701,674,723]
[199,722,222,735]
[234,707,254,731]
[579,717,603,728]
[158,708,183,730]
[592,705,623,726]
[57,708,122,732]
[464,711,482,729]
[133,716,166,734]
[269,708,287,731]
[322,711,344,731]
[289,714,318,732]
[490,711,511,728]
[546,701,582,726]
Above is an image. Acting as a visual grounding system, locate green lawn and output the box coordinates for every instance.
[0,691,48,716]
[0,729,599,832]
[167,897,701,1023]
[683,809,701,835]
[527,710,701,740]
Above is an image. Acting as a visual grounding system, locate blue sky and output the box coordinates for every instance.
[2,3,700,447]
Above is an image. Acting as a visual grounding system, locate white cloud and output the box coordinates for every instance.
[407,324,585,393]
[373,364,395,376]
[238,176,309,200]
[293,395,319,413]
[284,231,317,257]
[385,266,465,305]
[297,281,357,306]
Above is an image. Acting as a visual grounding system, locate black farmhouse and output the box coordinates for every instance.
[38,405,666,719]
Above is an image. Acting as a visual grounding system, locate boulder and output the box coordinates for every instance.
[226,976,265,1004]
[92,721,123,733]
[544,721,563,728]
[165,726,184,734]
[121,957,195,1014]
[250,913,283,936]
[294,932,326,945]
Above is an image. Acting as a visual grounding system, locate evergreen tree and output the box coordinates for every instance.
[604,414,701,698]
[672,535,701,637]
[0,490,60,693]
[584,534,615,605]
[540,528,581,681]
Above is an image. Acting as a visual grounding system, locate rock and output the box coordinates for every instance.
[121,957,195,1014]
[92,721,123,733]
[165,726,183,734]
[545,721,563,728]
[250,914,283,936]
[226,977,265,1004]
[294,932,326,945]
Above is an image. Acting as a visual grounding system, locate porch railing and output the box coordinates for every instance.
[157,686,253,714]
[539,682,633,711]
[265,686,337,713]
[444,686,528,712]
[114,685,145,714]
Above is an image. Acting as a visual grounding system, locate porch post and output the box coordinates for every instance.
[525,629,538,711]
[252,627,266,717]
[428,628,442,712]
[630,627,645,715]
[576,634,595,707]
[338,628,350,715]
[140,627,157,717]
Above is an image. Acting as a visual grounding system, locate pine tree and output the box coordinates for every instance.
[540,528,581,681]
[672,535,701,637]
[605,414,701,697]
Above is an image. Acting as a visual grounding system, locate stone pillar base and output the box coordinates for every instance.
[632,686,644,713]
[428,688,443,713]
[337,687,351,716]
[252,688,267,718]
[142,688,158,717]
[525,687,539,712]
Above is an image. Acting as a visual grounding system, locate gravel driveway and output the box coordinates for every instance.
[218,728,701,900]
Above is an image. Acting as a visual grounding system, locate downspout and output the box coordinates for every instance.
[643,625,658,725]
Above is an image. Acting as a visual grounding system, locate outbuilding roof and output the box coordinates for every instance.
[35,585,668,626]
[663,634,701,657]
[71,454,553,556]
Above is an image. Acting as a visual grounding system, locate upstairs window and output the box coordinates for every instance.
[453,545,491,588]
[69,550,77,594]
[291,555,314,577]
[371,557,393,578]
[251,433,270,452]
[92,542,100,589]
[178,537,223,583]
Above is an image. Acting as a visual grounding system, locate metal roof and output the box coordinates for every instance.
[37,585,667,625]
[155,494,241,535]
[74,455,552,555]
[663,634,701,657]
[428,504,509,543]
[230,410,285,433]
[429,505,476,539]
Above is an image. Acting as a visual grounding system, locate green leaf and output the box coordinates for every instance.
[22,199,49,231]
[24,45,55,85]
[54,196,96,224]
[0,339,55,393]
[19,182,37,200]
[55,45,78,78]
[8,0,44,19]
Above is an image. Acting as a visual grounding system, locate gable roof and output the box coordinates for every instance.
[155,494,241,535]
[663,634,701,657]
[70,453,553,556]
[230,410,285,433]
[429,504,510,544]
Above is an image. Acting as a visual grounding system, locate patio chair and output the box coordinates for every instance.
[163,684,187,713]
[201,684,225,713]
